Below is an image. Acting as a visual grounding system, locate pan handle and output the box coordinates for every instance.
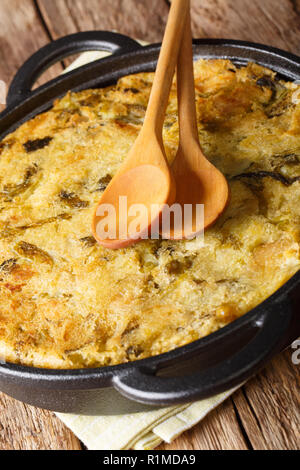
[113,304,294,406]
[7,31,143,107]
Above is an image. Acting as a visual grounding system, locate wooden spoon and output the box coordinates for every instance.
[161,3,229,240]
[92,0,189,249]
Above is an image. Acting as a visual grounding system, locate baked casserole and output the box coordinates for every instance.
[0,59,299,369]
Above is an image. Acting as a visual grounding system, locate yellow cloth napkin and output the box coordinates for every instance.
[54,43,241,450]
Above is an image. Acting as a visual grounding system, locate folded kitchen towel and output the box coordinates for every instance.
[55,43,241,450]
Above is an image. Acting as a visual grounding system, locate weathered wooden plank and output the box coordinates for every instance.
[37,0,169,42]
[0,0,62,94]
[190,0,300,54]
[233,349,300,450]
[0,393,82,450]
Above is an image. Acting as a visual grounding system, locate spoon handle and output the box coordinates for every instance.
[143,0,189,137]
[177,1,199,145]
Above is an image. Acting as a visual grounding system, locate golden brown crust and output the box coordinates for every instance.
[0,59,299,368]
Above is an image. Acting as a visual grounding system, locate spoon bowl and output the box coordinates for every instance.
[92,162,174,249]
[169,141,229,239]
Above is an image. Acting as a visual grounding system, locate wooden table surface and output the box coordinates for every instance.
[0,0,299,451]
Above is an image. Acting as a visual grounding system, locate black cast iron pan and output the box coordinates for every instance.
[0,31,299,414]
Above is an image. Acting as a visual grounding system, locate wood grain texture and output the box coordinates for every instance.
[232,349,300,450]
[0,0,62,92]
[0,0,299,451]
[189,0,300,54]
